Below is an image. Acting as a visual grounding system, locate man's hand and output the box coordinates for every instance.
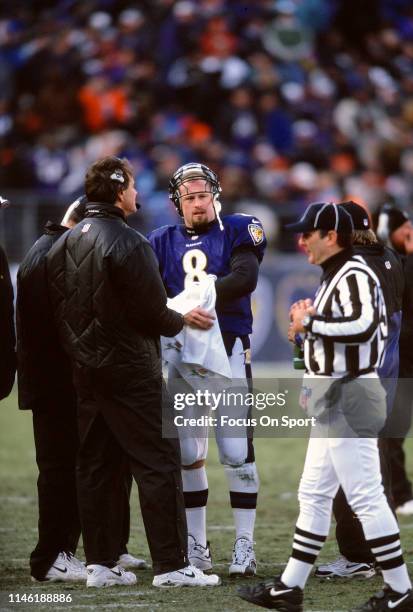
[289,298,313,320]
[184,307,215,330]
[290,302,316,334]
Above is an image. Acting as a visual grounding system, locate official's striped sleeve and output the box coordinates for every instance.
[309,271,379,343]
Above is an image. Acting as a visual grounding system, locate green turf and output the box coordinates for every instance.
[0,388,412,612]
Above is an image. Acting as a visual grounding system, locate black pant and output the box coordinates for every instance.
[30,397,136,580]
[30,396,81,580]
[74,364,188,574]
[388,438,413,507]
[118,471,133,556]
[384,378,413,507]
[334,439,395,563]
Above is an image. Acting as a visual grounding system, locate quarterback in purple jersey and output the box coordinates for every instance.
[148,163,266,576]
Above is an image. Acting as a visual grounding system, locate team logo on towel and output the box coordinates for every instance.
[248,223,264,245]
[165,340,183,352]
[191,367,209,377]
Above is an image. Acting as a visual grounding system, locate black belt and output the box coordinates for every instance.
[343,367,375,382]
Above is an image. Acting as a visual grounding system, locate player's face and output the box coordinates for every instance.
[179,179,216,229]
[299,230,334,265]
[118,176,138,216]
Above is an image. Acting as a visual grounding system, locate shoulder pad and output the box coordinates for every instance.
[222,213,263,227]
[223,214,265,246]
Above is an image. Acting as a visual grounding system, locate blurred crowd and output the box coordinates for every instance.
[1,0,413,248]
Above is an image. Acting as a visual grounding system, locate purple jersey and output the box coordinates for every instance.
[148,214,266,335]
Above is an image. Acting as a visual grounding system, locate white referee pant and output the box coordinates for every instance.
[298,435,397,540]
[290,377,403,574]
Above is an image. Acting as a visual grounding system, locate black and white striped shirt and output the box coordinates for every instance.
[304,251,388,377]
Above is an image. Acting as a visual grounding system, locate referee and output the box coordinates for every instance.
[238,202,412,611]
[315,201,404,580]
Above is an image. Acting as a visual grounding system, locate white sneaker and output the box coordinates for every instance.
[396,499,413,516]
[229,537,257,576]
[117,553,148,570]
[187,534,212,571]
[86,564,137,588]
[152,565,221,587]
[32,552,87,583]
[68,554,86,570]
[314,555,375,579]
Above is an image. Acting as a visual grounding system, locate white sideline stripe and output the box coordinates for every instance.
[217,561,413,566]
[208,523,274,530]
[207,522,413,531]
[0,496,35,503]
[214,562,287,567]
[80,591,147,598]
[0,527,39,533]
[52,605,159,610]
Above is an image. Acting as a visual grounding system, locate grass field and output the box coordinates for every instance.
[0,386,412,612]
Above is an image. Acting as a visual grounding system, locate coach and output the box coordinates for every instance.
[47,156,218,588]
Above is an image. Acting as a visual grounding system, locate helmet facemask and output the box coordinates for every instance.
[169,163,224,230]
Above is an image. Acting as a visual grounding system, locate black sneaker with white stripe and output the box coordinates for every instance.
[237,576,303,611]
[351,585,413,611]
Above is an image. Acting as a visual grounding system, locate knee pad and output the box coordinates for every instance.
[180,437,208,467]
[217,437,248,467]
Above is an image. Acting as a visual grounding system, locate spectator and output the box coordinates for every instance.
[2,2,413,250]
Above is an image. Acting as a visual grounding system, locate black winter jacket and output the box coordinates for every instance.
[16,222,74,410]
[46,204,184,374]
[0,245,16,400]
[400,253,413,376]
[354,244,404,318]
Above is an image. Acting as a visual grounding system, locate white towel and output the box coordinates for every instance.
[162,276,232,390]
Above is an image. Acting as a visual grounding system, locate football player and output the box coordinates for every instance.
[148,163,266,576]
